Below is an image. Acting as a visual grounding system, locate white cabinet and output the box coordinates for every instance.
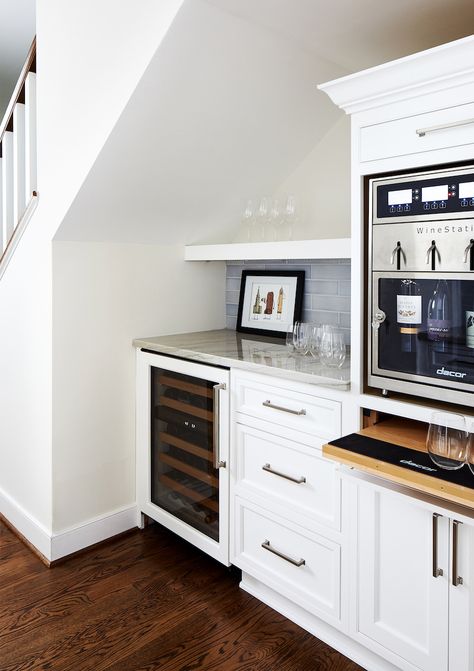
[231,369,347,630]
[351,476,474,671]
[360,102,474,163]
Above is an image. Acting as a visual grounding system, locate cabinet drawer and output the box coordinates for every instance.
[233,374,341,441]
[360,102,474,162]
[235,424,340,530]
[233,498,341,623]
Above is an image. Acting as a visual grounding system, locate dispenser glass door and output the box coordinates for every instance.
[372,273,474,393]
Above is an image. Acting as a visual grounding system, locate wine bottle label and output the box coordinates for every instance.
[397,295,422,325]
[466,311,474,349]
[427,319,451,341]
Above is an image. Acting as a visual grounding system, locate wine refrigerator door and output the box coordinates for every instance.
[369,272,474,403]
[136,351,230,565]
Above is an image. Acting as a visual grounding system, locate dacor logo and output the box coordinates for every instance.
[436,366,467,379]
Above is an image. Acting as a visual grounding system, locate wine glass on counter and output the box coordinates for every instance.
[426,411,468,470]
[467,419,474,476]
[319,326,346,368]
[293,322,311,355]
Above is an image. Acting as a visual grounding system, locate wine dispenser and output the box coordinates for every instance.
[368,164,474,407]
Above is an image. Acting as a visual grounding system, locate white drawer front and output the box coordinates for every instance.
[235,424,340,530]
[234,376,341,440]
[234,499,341,623]
[360,102,474,162]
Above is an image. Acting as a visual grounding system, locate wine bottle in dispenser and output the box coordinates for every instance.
[397,279,422,352]
[467,310,474,348]
[427,280,451,350]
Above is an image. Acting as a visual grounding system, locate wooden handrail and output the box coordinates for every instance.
[0,36,36,147]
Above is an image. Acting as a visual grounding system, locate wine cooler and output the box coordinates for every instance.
[368,164,474,406]
[136,351,230,565]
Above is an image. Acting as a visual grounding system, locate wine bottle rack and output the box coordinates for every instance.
[151,368,220,541]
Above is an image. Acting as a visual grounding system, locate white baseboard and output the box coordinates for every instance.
[0,486,138,563]
[0,484,52,561]
[51,505,138,561]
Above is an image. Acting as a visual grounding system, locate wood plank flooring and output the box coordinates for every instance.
[0,520,363,670]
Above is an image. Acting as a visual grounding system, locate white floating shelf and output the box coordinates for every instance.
[184,238,351,262]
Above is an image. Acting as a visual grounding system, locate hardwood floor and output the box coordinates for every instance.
[0,520,363,671]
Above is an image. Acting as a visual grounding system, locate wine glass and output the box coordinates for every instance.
[293,322,310,355]
[266,198,281,242]
[309,325,323,360]
[286,322,296,352]
[426,412,468,470]
[319,327,346,368]
[252,197,270,242]
[283,195,297,241]
[467,419,474,476]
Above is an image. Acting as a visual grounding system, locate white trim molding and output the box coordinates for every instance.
[0,192,39,281]
[0,484,52,561]
[50,505,138,561]
[318,35,474,115]
[184,238,351,262]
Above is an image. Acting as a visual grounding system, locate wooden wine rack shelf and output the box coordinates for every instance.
[159,474,219,513]
[159,374,213,399]
[159,452,218,487]
[159,431,212,462]
[158,395,213,422]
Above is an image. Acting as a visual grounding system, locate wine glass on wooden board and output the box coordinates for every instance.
[426,411,468,471]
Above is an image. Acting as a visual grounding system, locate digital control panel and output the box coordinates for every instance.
[376,171,474,220]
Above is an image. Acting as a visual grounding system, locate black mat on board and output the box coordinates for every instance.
[328,433,474,489]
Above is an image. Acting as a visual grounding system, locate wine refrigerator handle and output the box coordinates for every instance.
[213,383,226,469]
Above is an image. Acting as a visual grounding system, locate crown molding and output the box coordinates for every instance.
[318,35,474,115]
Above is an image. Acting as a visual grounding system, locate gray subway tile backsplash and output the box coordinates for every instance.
[225,258,351,343]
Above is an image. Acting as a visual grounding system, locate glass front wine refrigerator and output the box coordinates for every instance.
[368,164,474,407]
[136,350,230,565]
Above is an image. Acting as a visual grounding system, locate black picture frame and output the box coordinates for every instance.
[236,270,305,339]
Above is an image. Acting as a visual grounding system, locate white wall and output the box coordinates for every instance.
[274,116,351,239]
[52,241,224,532]
[0,0,185,554]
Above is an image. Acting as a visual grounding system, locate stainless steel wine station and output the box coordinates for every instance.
[368,164,474,406]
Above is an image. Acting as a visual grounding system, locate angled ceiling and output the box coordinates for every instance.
[0,0,35,121]
[205,0,474,72]
[55,0,474,245]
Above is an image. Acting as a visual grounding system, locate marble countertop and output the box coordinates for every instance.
[133,329,350,389]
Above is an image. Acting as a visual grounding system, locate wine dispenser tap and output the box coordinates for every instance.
[390,241,406,270]
[426,240,441,270]
[464,239,474,271]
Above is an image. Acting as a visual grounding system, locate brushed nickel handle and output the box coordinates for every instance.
[262,400,306,416]
[452,520,464,587]
[432,513,444,578]
[416,117,474,137]
[213,383,226,469]
[262,463,306,484]
[261,540,305,567]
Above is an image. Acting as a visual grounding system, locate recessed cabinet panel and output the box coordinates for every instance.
[234,373,341,442]
[235,423,341,530]
[357,486,448,671]
[234,498,341,624]
[360,103,474,163]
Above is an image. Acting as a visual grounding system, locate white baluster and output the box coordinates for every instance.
[2,131,14,246]
[13,101,26,226]
[24,72,37,201]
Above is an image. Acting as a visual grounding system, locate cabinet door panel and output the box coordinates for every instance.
[449,519,474,671]
[357,486,448,671]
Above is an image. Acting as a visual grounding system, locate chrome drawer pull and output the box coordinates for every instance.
[262,463,306,484]
[262,400,306,416]
[416,117,474,137]
[261,540,305,567]
[452,520,464,587]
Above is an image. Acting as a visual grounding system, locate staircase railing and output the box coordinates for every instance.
[0,37,38,278]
